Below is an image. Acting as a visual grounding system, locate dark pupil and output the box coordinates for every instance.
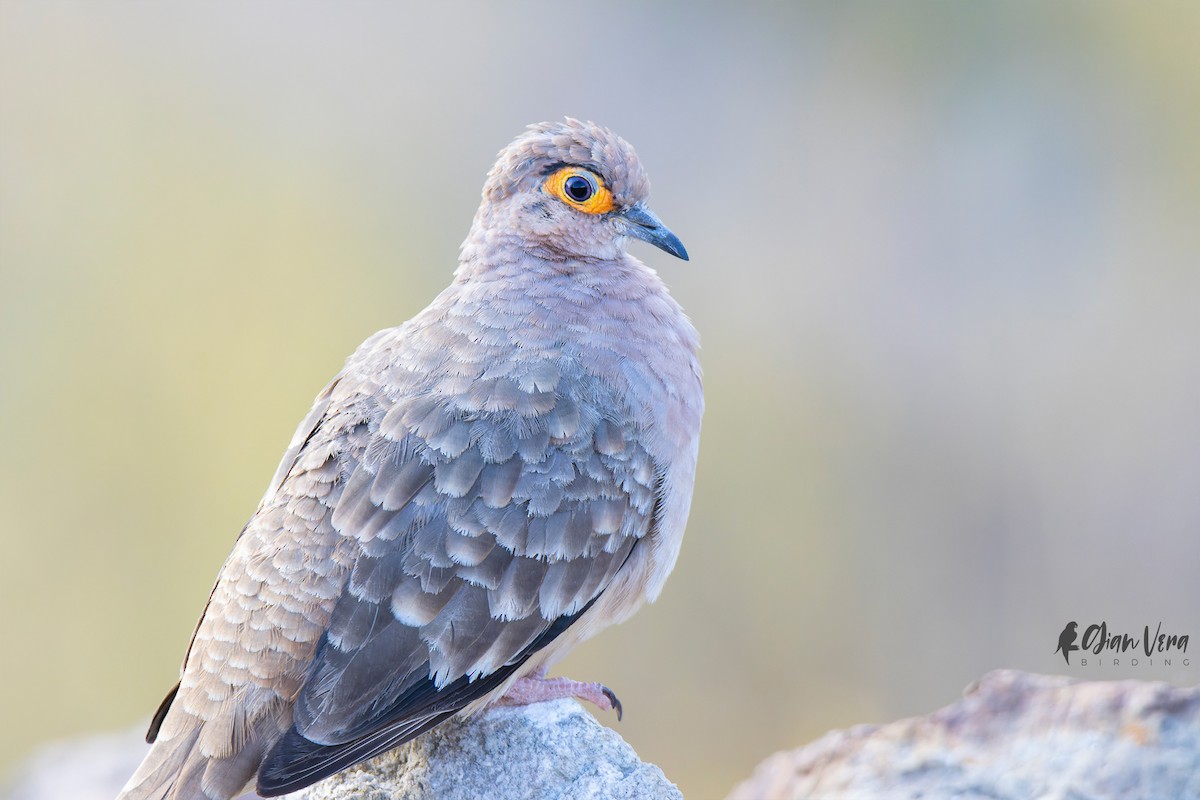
[564,175,594,202]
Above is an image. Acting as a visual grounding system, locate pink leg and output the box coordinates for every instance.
[498,666,623,720]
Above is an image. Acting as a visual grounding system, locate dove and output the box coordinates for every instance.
[119,118,703,799]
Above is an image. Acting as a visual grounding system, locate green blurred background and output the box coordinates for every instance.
[2,2,1198,797]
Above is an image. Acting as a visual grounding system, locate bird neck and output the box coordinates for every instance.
[455,227,645,288]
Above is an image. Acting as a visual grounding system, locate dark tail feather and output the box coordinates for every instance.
[147,682,181,743]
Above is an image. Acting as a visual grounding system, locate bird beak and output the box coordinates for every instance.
[620,203,689,261]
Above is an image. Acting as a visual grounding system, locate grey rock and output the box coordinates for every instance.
[4,700,679,800]
[292,699,682,800]
[24,670,1196,800]
[727,669,1200,800]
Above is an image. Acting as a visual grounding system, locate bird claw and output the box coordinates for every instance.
[601,686,623,721]
[499,674,623,721]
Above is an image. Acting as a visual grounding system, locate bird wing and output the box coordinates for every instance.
[256,372,659,794]
[145,374,346,745]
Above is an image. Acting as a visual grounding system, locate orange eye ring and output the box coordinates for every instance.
[543,167,615,215]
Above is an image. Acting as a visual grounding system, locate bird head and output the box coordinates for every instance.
[469,119,688,264]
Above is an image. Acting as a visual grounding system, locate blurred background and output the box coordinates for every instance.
[2,2,1198,797]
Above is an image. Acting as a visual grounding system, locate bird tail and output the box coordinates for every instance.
[117,706,263,800]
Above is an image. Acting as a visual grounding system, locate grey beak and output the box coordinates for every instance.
[621,203,689,261]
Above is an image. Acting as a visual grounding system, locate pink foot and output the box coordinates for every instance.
[498,667,623,720]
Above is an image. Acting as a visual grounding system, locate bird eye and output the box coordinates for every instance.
[543,167,615,215]
[564,174,594,202]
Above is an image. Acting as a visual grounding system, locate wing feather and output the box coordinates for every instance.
[256,596,601,797]
[256,367,656,791]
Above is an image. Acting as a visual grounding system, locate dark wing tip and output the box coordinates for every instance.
[256,596,605,794]
[256,715,447,796]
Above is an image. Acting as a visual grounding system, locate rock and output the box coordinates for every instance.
[727,669,1200,800]
[20,671,1195,800]
[292,699,682,800]
[3,700,679,800]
